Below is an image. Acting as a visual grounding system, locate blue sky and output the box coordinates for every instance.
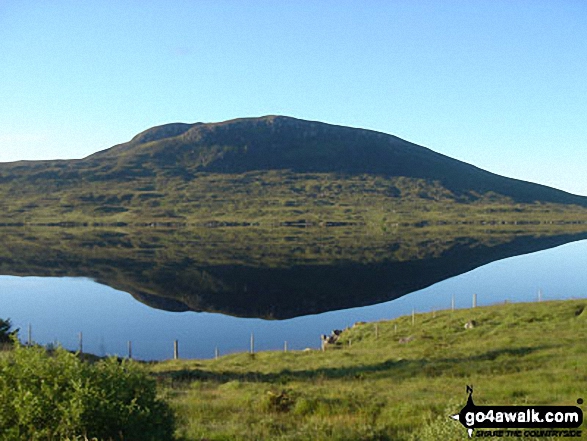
[1,1,586,194]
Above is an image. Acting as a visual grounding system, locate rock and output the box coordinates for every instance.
[464,320,477,329]
[399,335,414,344]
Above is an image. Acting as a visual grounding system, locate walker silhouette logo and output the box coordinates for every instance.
[450,386,583,438]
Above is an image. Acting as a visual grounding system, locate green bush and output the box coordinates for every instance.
[260,389,296,413]
[0,318,18,343]
[0,342,174,441]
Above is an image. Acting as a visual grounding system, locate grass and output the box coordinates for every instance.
[148,299,587,440]
[2,168,587,228]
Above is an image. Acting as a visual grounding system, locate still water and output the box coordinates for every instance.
[1,238,586,360]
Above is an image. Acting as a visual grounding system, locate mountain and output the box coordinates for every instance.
[0,115,586,226]
[88,115,586,204]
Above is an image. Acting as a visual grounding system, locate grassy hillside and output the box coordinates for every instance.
[85,116,587,208]
[1,116,587,226]
[1,169,587,227]
[149,299,587,440]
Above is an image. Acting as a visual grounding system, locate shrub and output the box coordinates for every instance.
[0,318,18,343]
[408,400,465,441]
[260,389,296,413]
[0,342,174,441]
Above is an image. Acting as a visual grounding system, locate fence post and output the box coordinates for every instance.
[375,324,379,340]
[128,341,132,359]
[250,333,254,355]
[284,341,288,353]
[215,347,219,360]
[473,293,477,308]
[173,340,179,360]
[78,332,83,354]
[412,308,415,326]
[452,294,455,311]
[28,324,32,346]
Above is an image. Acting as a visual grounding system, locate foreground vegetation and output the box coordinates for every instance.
[0,343,174,441]
[2,299,585,440]
[152,299,587,440]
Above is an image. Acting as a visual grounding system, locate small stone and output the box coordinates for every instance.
[464,320,477,329]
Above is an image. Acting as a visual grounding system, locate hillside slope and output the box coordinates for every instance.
[87,115,586,205]
[0,116,586,226]
[151,299,587,440]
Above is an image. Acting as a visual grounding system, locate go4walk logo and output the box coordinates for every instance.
[451,386,584,438]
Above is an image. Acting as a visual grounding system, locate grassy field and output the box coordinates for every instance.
[149,299,587,440]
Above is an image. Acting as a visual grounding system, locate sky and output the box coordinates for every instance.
[1,1,586,195]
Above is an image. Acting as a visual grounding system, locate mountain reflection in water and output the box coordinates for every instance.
[1,226,587,319]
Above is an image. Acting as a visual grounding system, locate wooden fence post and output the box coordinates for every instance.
[173,340,179,360]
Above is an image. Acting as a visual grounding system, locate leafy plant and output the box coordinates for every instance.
[0,343,174,441]
[0,318,18,343]
[261,389,296,413]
